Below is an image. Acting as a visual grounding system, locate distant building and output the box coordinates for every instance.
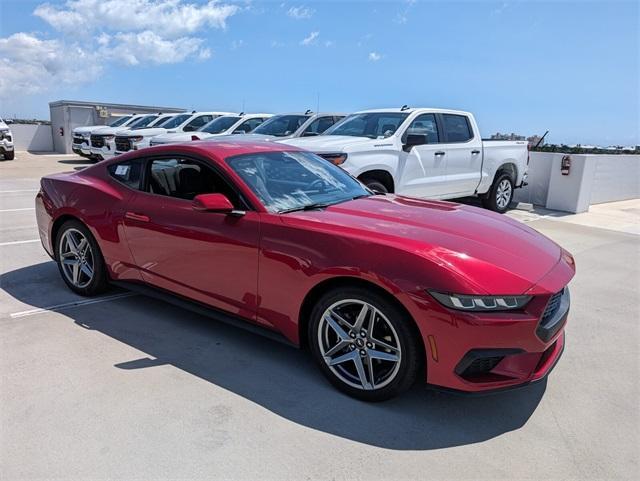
[490,132,526,141]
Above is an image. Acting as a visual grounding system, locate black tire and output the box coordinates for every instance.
[481,172,514,213]
[308,286,422,402]
[3,150,14,160]
[55,219,109,296]
[360,177,389,194]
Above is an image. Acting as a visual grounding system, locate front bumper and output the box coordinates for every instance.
[0,141,14,153]
[405,260,573,393]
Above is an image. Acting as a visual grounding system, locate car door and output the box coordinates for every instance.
[396,113,450,198]
[121,154,262,322]
[439,113,483,196]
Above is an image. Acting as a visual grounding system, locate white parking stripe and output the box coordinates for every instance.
[0,189,38,193]
[9,292,137,319]
[0,208,35,212]
[0,239,40,246]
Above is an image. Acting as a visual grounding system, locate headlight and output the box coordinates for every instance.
[319,153,348,166]
[429,291,532,311]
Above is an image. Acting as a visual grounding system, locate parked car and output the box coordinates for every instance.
[35,140,574,401]
[114,111,233,155]
[282,107,529,213]
[0,117,14,160]
[72,115,135,160]
[90,114,164,160]
[149,113,273,146]
[214,111,345,142]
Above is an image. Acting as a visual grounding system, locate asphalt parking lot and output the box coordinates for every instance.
[1,152,638,480]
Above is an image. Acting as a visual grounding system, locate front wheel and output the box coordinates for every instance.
[482,173,514,213]
[2,150,14,160]
[360,177,389,194]
[55,220,109,296]
[308,287,422,402]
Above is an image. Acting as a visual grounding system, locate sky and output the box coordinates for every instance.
[0,0,638,146]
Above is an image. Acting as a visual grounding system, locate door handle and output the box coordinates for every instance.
[434,151,446,156]
[125,212,150,223]
[471,150,481,154]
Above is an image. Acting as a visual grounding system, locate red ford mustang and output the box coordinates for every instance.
[36,140,574,401]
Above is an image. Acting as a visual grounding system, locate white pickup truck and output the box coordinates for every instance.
[0,117,14,160]
[282,107,529,212]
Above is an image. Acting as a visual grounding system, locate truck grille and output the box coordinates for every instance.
[115,136,132,152]
[90,135,105,148]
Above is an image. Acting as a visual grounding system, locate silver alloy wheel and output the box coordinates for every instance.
[59,228,94,288]
[496,179,513,209]
[318,299,402,391]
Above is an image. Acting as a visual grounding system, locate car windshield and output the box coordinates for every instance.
[200,116,241,134]
[160,114,191,129]
[148,115,174,127]
[324,112,410,139]
[227,150,370,213]
[130,115,160,129]
[252,115,309,137]
[109,116,132,127]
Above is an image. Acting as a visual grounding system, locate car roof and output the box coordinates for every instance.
[144,139,303,159]
[357,107,472,116]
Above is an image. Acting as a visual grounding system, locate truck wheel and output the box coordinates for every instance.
[3,151,14,160]
[482,173,514,213]
[361,177,389,194]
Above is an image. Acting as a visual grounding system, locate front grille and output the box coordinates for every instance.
[541,289,564,324]
[115,136,132,152]
[90,135,105,148]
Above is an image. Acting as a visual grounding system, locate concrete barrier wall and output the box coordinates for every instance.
[514,152,639,213]
[10,124,54,152]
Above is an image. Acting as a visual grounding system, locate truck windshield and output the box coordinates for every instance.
[324,113,409,139]
[148,115,174,127]
[227,151,370,213]
[161,114,191,129]
[130,115,160,129]
[108,116,132,127]
[200,116,241,134]
[252,115,309,137]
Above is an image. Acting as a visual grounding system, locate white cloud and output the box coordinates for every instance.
[0,33,102,96]
[368,51,382,61]
[287,5,314,19]
[231,39,244,49]
[102,31,211,65]
[35,0,238,38]
[270,40,285,48]
[300,31,319,46]
[324,40,335,47]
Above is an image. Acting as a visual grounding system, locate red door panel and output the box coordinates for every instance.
[122,192,262,323]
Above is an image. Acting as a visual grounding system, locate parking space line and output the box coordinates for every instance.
[0,239,40,246]
[0,208,35,212]
[0,189,38,193]
[9,292,137,319]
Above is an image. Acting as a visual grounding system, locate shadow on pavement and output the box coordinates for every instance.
[1,261,547,451]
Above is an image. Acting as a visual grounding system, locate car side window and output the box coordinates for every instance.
[184,115,214,132]
[302,116,337,136]
[405,114,439,143]
[146,157,240,204]
[442,114,473,142]
[107,159,144,190]
[233,118,265,134]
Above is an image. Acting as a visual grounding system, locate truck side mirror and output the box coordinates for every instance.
[403,133,428,152]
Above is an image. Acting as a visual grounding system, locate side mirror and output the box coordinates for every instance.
[192,193,234,213]
[183,125,196,132]
[403,133,428,152]
[301,131,319,137]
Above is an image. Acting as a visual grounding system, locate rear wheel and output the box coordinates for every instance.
[55,220,108,296]
[482,173,514,213]
[308,287,422,401]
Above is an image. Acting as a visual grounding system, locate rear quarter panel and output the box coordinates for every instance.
[478,140,528,193]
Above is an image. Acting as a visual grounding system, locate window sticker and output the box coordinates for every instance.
[115,165,130,176]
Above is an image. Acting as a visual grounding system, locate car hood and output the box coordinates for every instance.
[281,135,383,153]
[281,195,568,295]
[92,126,131,135]
[153,132,214,143]
[0,120,9,130]
[73,125,104,135]
[116,127,168,137]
